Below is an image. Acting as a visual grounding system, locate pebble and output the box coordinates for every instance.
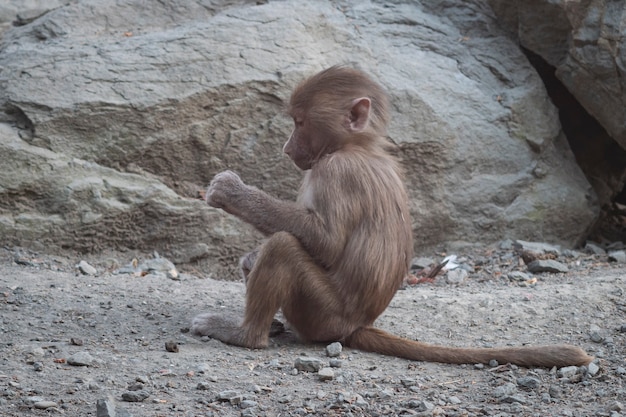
[33,400,57,409]
[165,341,179,352]
[549,385,563,398]
[517,376,540,390]
[493,382,517,399]
[67,351,95,366]
[588,362,600,376]
[590,331,605,343]
[294,356,324,372]
[25,396,45,405]
[77,260,97,275]
[326,342,342,357]
[408,399,434,411]
[514,240,561,255]
[96,397,116,417]
[446,268,468,283]
[508,271,530,281]
[240,399,258,409]
[329,358,343,368]
[527,259,569,273]
[608,250,626,263]
[121,390,150,402]
[318,367,335,381]
[558,366,579,378]
[278,395,293,404]
[241,409,259,417]
[33,361,43,371]
[218,390,242,402]
[448,396,461,404]
[501,395,526,404]
[585,242,606,255]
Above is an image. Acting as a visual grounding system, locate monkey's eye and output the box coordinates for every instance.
[294,118,304,127]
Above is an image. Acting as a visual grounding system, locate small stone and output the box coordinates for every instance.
[401,378,417,387]
[165,341,179,352]
[228,395,243,406]
[67,351,94,366]
[499,239,514,250]
[408,400,434,411]
[197,382,211,390]
[277,395,293,404]
[378,389,394,399]
[70,338,84,346]
[590,331,605,343]
[25,396,45,405]
[527,259,568,273]
[329,358,342,368]
[77,260,97,275]
[34,401,58,409]
[127,383,144,392]
[608,401,624,412]
[241,409,259,417]
[584,242,605,255]
[501,395,526,404]
[587,362,600,376]
[557,366,579,378]
[33,362,43,371]
[240,400,258,409]
[446,268,468,283]
[294,356,324,372]
[121,390,150,402]
[493,382,517,399]
[448,396,461,404]
[326,342,342,357]
[488,359,499,367]
[517,376,540,389]
[514,240,561,255]
[508,271,530,281]
[140,257,178,280]
[218,390,241,402]
[96,397,116,417]
[318,367,335,381]
[608,250,626,263]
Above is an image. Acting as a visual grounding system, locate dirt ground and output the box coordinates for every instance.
[0,245,624,417]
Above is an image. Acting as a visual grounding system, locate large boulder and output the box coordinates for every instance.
[0,0,598,277]
[489,0,626,151]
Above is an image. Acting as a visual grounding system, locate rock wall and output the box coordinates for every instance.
[0,0,599,277]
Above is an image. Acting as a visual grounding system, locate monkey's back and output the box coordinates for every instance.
[305,144,413,326]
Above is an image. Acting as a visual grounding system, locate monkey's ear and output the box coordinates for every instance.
[348,97,371,132]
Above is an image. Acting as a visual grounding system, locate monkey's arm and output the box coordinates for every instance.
[205,170,345,262]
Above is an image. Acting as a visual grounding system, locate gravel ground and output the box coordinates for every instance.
[0,244,624,417]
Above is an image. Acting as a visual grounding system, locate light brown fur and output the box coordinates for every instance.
[191,66,592,368]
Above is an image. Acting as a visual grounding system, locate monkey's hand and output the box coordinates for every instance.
[205,170,246,212]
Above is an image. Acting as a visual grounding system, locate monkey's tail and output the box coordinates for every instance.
[344,327,593,368]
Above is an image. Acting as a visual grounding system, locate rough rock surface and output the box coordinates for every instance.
[488,0,626,153]
[0,0,598,277]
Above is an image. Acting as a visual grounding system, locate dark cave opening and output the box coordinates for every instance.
[523,48,626,243]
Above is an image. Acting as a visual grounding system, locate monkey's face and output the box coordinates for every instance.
[283,115,320,171]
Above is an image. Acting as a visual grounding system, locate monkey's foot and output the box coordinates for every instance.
[190,313,267,349]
